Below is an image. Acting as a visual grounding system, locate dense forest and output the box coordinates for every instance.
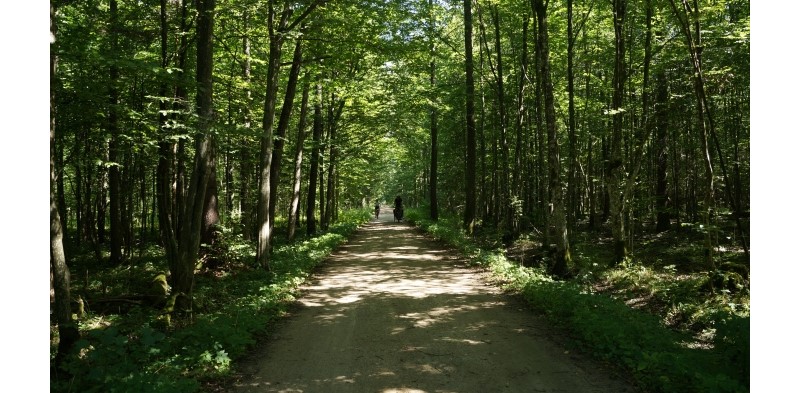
[47,0,751,391]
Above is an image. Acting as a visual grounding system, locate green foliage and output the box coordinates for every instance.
[52,210,370,392]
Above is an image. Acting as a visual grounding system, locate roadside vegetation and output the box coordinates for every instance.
[406,208,749,393]
[50,210,371,393]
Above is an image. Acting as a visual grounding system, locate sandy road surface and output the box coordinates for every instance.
[229,207,637,393]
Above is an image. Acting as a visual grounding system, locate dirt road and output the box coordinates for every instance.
[230,207,637,393]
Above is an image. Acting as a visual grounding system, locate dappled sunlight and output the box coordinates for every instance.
[397,302,505,329]
[232,217,637,393]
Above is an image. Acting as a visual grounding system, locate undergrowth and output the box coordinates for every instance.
[51,209,371,393]
[406,208,749,393]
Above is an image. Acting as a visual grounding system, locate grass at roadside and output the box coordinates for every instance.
[51,209,371,393]
[405,208,749,393]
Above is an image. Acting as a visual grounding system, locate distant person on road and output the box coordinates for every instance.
[374,201,380,219]
[393,195,404,222]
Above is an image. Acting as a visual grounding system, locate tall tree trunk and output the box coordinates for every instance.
[257,2,290,268]
[566,0,577,228]
[306,81,323,235]
[669,0,716,267]
[533,0,571,277]
[269,35,304,238]
[512,15,529,233]
[240,13,253,240]
[52,4,79,370]
[324,95,344,229]
[655,70,671,231]
[607,0,628,263]
[463,0,477,234]
[288,81,310,241]
[171,0,215,305]
[491,5,510,232]
[108,0,123,265]
[428,0,439,221]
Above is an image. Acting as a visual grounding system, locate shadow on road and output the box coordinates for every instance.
[231,217,637,393]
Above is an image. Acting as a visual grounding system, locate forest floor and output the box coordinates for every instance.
[222,207,640,393]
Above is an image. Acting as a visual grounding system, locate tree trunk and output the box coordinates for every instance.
[566,0,577,229]
[655,70,671,232]
[171,0,216,305]
[51,4,79,370]
[607,0,628,264]
[306,81,323,235]
[240,15,253,240]
[463,0,477,234]
[108,0,123,265]
[669,0,716,267]
[288,81,310,241]
[257,2,291,268]
[269,35,304,238]
[533,0,572,277]
[428,0,439,221]
[512,15,529,232]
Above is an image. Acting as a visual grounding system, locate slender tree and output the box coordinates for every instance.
[306,81,323,235]
[288,80,310,241]
[463,0,477,233]
[51,3,79,370]
[171,0,216,304]
[533,0,572,277]
[428,0,439,221]
[108,0,123,264]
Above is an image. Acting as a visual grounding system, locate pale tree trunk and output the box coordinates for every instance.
[257,0,321,267]
[533,0,571,277]
[463,0,477,234]
[257,1,289,268]
[269,36,304,239]
[52,4,79,370]
[288,81,310,241]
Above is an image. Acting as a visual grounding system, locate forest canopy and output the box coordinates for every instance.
[38,0,761,390]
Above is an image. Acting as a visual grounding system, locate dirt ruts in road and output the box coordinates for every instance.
[230,209,637,392]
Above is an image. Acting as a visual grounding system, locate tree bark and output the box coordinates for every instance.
[512,15,528,232]
[655,70,671,231]
[257,1,291,268]
[108,0,123,265]
[669,0,716,267]
[533,0,571,277]
[288,81,310,241]
[607,0,628,263]
[171,0,215,304]
[269,35,304,238]
[463,0,477,234]
[306,81,323,235]
[428,0,439,221]
[52,3,79,370]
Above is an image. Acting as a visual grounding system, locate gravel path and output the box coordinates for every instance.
[229,207,638,393]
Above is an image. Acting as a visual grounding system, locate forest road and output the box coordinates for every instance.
[228,207,638,393]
